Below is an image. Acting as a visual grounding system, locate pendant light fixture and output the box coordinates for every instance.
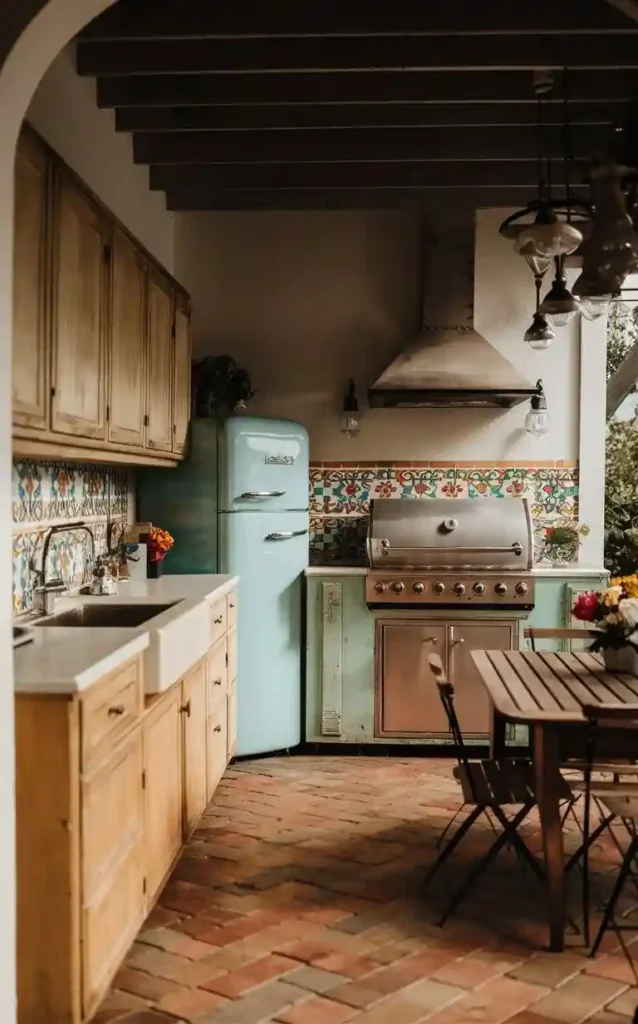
[539,255,580,327]
[572,160,638,302]
[340,380,361,437]
[524,274,556,349]
[525,380,550,437]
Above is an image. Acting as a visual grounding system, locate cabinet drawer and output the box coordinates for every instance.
[228,628,237,686]
[81,658,143,770]
[82,729,144,901]
[207,696,228,799]
[227,591,238,629]
[210,598,227,645]
[207,636,228,709]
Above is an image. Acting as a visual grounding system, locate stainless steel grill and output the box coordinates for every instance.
[365,497,535,609]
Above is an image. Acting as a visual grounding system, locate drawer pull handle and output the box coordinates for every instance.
[213,677,223,686]
[214,724,222,733]
[422,637,438,644]
[229,603,236,609]
[214,616,223,624]
[108,704,125,716]
[180,701,191,717]
[451,638,465,647]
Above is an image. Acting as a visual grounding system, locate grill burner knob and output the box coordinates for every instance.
[472,582,486,596]
[433,581,445,595]
[373,582,386,594]
[515,581,529,596]
[413,582,425,594]
[495,582,508,596]
[391,581,405,594]
[453,582,466,596]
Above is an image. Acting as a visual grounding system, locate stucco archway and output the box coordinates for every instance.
[0,3,118,1019]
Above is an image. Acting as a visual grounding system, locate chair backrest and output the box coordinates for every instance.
[580,703,638,801]
[524,627,595,652]
[428,653,474,778]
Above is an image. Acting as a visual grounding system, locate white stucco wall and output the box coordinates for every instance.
[176,205,580,462]
[27,47,175,272]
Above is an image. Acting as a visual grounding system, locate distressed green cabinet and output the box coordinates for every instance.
[304,568,608,747]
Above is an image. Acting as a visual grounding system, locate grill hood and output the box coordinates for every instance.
[368,325,537,409]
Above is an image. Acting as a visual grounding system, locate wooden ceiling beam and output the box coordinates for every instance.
[148,159,589,192]
[116,100,626,133]
[97,70,638,109]
[165,185,584,211]
[80,0,636,40]
[76,35,638,76]
[133,124,612,165]
[605,1,638,24]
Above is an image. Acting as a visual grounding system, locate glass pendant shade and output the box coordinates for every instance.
[341,380,361,437]
[539,265,580,327]
[515,218,583,261]
[579,297,610,320]
[522,254,552,277]
[577,163,638,296]
[525,381,550,437]
[524,312,555,349]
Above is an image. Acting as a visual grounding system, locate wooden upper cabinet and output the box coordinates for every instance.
[146,269,173,453]
[13,132,50,430]
[172,296,191,455]
[51,174,109,440]
[109,230,146,447]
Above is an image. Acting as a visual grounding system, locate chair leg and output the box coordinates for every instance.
[437,803,467,850]
[423,805,483,891]
[439,802,533,926]
[590,835,638,958]
[565,813,616,874]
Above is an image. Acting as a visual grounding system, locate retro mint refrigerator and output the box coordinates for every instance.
[138,417,309,757]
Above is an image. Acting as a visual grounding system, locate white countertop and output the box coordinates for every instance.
[14,574,238,695]
[305,565,608,578]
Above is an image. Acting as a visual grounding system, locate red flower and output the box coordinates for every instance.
[572,591,598,622]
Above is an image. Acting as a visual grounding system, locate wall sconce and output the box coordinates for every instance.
[341,380,361,437]
[525,379,550,437]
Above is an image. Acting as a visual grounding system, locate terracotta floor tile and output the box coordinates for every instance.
[586,955,638,986]
[274,995,358,1024]
[155,986,229,1021]
[530,973,628,1023]
[201,952,299,998]
[509,955,585,989]
[606,986,638,1017]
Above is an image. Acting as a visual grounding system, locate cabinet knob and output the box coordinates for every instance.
[451,637,465,647]
[229,603,236,608]
[422,636,438,644]
[214,724,222,733]
[180,700,191,717]
[213,677,223,686]
[214,616,223,624]
[108,704,125,716]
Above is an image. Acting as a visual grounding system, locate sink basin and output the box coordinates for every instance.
[36,602,179,629]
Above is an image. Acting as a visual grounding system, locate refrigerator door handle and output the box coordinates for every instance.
[265,529,309,541]
[239,490,286,499]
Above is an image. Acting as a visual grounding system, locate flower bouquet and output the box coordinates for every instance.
[145,525,174,578]
[572,574,638,674]
[543,522,590,567]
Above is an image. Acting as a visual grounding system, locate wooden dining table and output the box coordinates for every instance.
[471,647,638,952]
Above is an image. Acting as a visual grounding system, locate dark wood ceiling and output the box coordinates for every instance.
[76,0,638,212]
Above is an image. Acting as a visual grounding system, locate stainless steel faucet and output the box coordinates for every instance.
[29,521,96,615]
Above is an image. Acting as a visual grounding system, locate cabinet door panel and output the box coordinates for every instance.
[183,661,208,834]
[207,695,228,800]
[13,132,50,429]
[109,230,146,446]
[146,270,173,452]
[449,622,514,737]
[172,297,191,455]
[52,176,108,439]
[377,622,448,736]
[144,687,183,900]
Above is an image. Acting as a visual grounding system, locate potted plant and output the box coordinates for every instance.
[572,574,638,674]
[145,526,174,579]
[543,522,590,567]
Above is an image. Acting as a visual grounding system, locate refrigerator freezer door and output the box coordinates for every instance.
[219,417,309,512]
[219,509,308,756]
[138,419,219,574]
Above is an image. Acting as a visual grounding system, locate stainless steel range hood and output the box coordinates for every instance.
[368,325,537,409]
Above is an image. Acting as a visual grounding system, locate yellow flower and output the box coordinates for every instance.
[604,612,622,626]
[611,573,638,598]
[602,586,622,608]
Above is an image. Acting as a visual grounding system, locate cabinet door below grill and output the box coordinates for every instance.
[449,621,515,738]
[376,621,448,737]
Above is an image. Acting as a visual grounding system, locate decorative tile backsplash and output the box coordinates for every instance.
[13,460,129,615]
[308,461,579,565]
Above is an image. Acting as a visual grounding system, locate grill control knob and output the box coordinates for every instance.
[495,582,508,596]
[453,582,466,596]
[472,582,486,596]
[391,581,405,594]
[515,581,529,596]
[433,581,445,595]
[373,582,386,594]
[413,582,425,594]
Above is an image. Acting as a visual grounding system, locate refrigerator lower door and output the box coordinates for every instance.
[219,509,308,756]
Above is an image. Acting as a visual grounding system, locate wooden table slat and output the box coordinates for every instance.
[560,651,638,704]
[515,651,580,713]
[471,650,523,719]
[490,650,549,712]
[573,652,638,700]
[537,651,611,708]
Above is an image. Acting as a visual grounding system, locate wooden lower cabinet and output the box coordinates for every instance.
[376,618,515,739]
[143,685,183,902]
[182,659,208,835]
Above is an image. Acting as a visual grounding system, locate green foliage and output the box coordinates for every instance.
[605,302,638,576]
